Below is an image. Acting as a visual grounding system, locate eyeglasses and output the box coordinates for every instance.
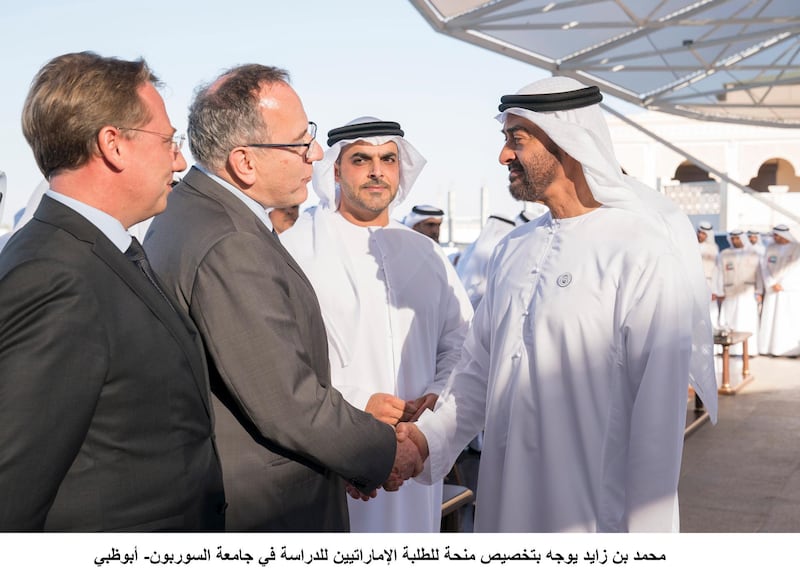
[117,127,186,154]
[242,121,317,161]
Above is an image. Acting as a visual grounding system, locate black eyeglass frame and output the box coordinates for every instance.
[242,121,317,160]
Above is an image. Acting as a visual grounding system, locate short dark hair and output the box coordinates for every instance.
[21,51,157,178]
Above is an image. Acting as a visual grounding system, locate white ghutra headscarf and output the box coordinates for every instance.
[772,224,796,243]
[311,116,426,211]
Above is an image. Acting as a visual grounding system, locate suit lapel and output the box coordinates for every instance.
[267,224,317,288]
[34,196,214,417]
[182,167,317,289]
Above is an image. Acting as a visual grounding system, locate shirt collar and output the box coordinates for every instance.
[195,164,273,232]
[46,189,132,252]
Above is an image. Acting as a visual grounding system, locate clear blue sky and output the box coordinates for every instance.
[0,0,558,231]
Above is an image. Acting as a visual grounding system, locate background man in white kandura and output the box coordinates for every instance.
[713,230,762,355]
[697,221,720,327]
[758,224,800,357]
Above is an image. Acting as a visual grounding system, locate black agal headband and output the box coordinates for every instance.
[412,205,444,217]
[327,121,404,147]
[498,86,602,113]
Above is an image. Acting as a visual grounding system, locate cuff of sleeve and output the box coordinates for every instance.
[413,409,449,485]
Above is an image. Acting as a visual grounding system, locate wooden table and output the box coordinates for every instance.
[715,330,755,395]
[686,331,754,436]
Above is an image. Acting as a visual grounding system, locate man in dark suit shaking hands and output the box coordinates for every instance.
[144,64,421,532]
[0,52,226,531]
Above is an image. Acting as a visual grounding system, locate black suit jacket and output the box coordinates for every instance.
[144,168,396,531]
[0,196,225,531]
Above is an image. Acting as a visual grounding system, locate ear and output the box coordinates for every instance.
[97,126,126,171]
[227,147,257,186]
[334,161,341,183]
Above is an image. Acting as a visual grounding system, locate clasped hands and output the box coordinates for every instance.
[345,392,433,501]
[384,420,430,489]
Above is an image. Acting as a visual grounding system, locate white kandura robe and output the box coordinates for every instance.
[713,247,762,356]
[455,215,516,310]
[699,239,720,326]
[758,241,800,356]
[748,240,766,258]
[417,206,693,532]
[455,208,549,451]
[456,206,548,310]
[281,208,473,532]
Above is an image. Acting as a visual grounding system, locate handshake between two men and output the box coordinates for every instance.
[345,392,434,501]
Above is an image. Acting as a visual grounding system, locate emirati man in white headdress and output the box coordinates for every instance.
[280,117,473,532]
[398,76,718,532]
[697,221,720,326]
[758,224,800,356]
[403,204,444,243]
[747,229,766,257]
[712,230,762,356]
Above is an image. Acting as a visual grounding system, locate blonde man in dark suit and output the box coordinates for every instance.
[0,52,225,531]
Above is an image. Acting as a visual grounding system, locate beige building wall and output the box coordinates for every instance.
[607,110,800,231]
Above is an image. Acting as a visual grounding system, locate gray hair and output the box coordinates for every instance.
[188,64,289,172]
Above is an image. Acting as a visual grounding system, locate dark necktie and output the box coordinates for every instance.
[125,237,176,312]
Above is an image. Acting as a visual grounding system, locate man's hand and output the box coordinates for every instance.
[403,393,438,422]
[345,482,377,502]
[396,422,429,460]
[365,392,408,426]
[382,426,425,491]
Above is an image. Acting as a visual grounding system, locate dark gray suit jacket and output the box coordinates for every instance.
[0,196,225,531]
[144,167,396,531]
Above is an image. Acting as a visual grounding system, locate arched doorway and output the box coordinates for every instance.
[674,161,713,183]
[747,158,800,193]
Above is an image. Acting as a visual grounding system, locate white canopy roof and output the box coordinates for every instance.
[410,0,800,127]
